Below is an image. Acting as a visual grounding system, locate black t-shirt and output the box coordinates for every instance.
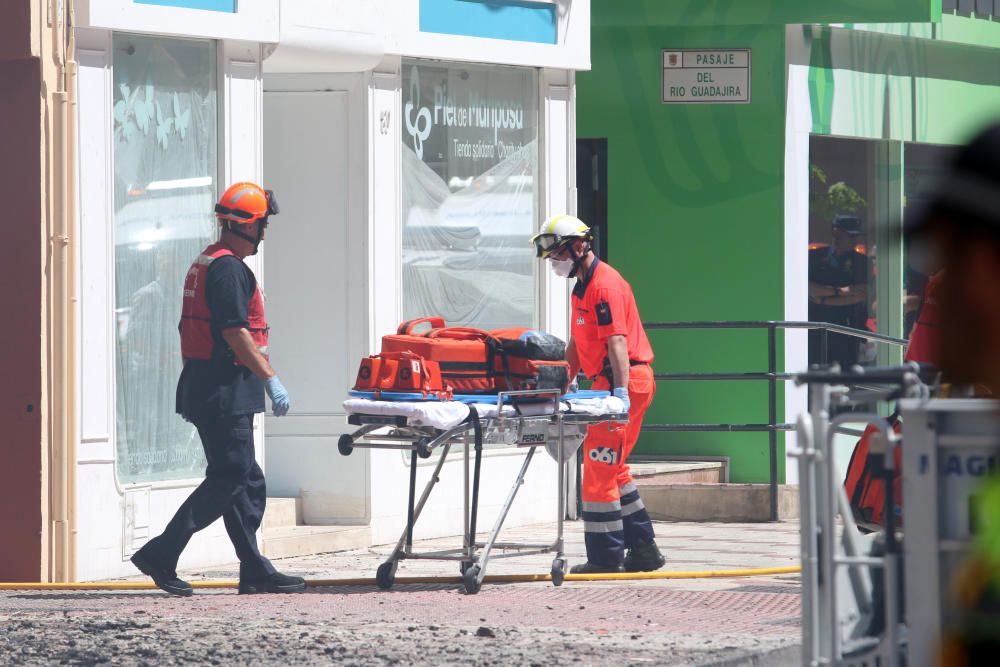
[176,255,266,421]
[808,246,869,327]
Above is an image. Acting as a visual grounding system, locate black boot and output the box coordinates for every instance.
[239,571,307,595]
[131,550,193,597]
[569,561,625,575]
[625,541,666,572]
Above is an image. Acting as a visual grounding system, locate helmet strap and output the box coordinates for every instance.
[567,240,592,279]
[225,220,265,252]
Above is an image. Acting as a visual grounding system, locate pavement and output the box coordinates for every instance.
[0,520,803,666]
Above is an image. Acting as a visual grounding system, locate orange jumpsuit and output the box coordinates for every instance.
[571,258,656,565]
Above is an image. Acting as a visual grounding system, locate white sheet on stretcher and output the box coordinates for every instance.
[342,396,626,431]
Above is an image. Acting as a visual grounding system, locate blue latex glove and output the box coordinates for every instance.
[613,387,631,413]
[265,375,290,417]
[567,380,580,394]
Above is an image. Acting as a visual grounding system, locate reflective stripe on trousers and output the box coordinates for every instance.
[619,481,655,546]
[581,500,625,565]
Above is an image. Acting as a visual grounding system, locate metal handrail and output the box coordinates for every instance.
[644,320,908,346]
[637,320,909,522]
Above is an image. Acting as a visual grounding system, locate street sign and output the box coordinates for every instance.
[661,49,751,105]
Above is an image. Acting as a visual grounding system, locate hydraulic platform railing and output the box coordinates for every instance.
[629,321,909,522]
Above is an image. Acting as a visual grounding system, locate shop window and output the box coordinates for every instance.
[807,136,877,368]
[112,34,217,484]
[400,60,539,329]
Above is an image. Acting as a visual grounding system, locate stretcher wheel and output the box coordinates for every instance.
[551,558,567,587]
[462,566,482,594]
[376,561,396,590]
[460,560,472,575]
[416,438,432,459]
[338,434,354,456]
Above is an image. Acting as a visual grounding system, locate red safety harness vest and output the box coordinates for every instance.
[179,242,269,365]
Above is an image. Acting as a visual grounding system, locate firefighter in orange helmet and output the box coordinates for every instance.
[533,215,666,573]
[130,182,306,596]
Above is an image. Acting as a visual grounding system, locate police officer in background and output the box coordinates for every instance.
[130,182,306,596]
[533,215,666,574]
[808,214,870,367]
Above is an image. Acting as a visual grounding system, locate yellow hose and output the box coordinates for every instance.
[0,566,800,590]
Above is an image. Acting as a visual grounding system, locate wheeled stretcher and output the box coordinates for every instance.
[337,388,627,594]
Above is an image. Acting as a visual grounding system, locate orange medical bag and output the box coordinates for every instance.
[382,319,495,393]
[352,350,450,399]
[377,318,570,395]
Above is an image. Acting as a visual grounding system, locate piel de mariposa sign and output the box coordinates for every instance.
[403,63,536,178]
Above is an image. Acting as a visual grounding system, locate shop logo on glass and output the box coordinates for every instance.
[404,65,432,159]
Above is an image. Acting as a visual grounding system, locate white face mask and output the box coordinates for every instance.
[550,259,574,278]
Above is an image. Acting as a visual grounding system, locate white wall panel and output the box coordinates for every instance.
[542,79,573,342]
[783,64,813,485]
[76,41,115,462]
[370,69,402,349]
[262,75,370,524]
[225,58,262,187]
[75,35,123,581]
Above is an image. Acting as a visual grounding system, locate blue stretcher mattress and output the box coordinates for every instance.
[348,389,610,405]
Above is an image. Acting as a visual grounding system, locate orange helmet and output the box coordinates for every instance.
[214,182,279,225]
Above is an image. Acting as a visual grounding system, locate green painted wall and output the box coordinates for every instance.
[577,19,787,483]
[594,0,938,27]
[579,3,1000,483]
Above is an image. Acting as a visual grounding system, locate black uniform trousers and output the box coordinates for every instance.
[137,413,275,580]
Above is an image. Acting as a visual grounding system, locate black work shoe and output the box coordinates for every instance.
[625,541,667,572]
[130,550,193,597]
[569,561,625,575]
[239,571,307,595]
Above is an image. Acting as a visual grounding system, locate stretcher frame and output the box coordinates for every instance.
[336,388,627,594]
[793,364,933,666]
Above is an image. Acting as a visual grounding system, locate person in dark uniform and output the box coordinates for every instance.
[808,214,870,367]
[130,182,305,596]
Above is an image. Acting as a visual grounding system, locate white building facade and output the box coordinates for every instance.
[72,0,589,580]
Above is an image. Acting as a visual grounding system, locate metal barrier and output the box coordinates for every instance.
[638,321,909,521]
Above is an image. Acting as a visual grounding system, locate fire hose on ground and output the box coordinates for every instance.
[0,565,801,591]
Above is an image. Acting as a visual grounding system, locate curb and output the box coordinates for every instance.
[697,644,801,667]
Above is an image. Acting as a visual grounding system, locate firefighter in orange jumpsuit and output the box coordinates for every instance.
[533,215,666,573]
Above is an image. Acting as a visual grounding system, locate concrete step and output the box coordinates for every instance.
[262,497,303,531]
[262,525,371,560]
[630,461,725,485]
[641,483,799,522]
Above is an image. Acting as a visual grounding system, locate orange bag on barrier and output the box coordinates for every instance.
[844,418,903,531]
